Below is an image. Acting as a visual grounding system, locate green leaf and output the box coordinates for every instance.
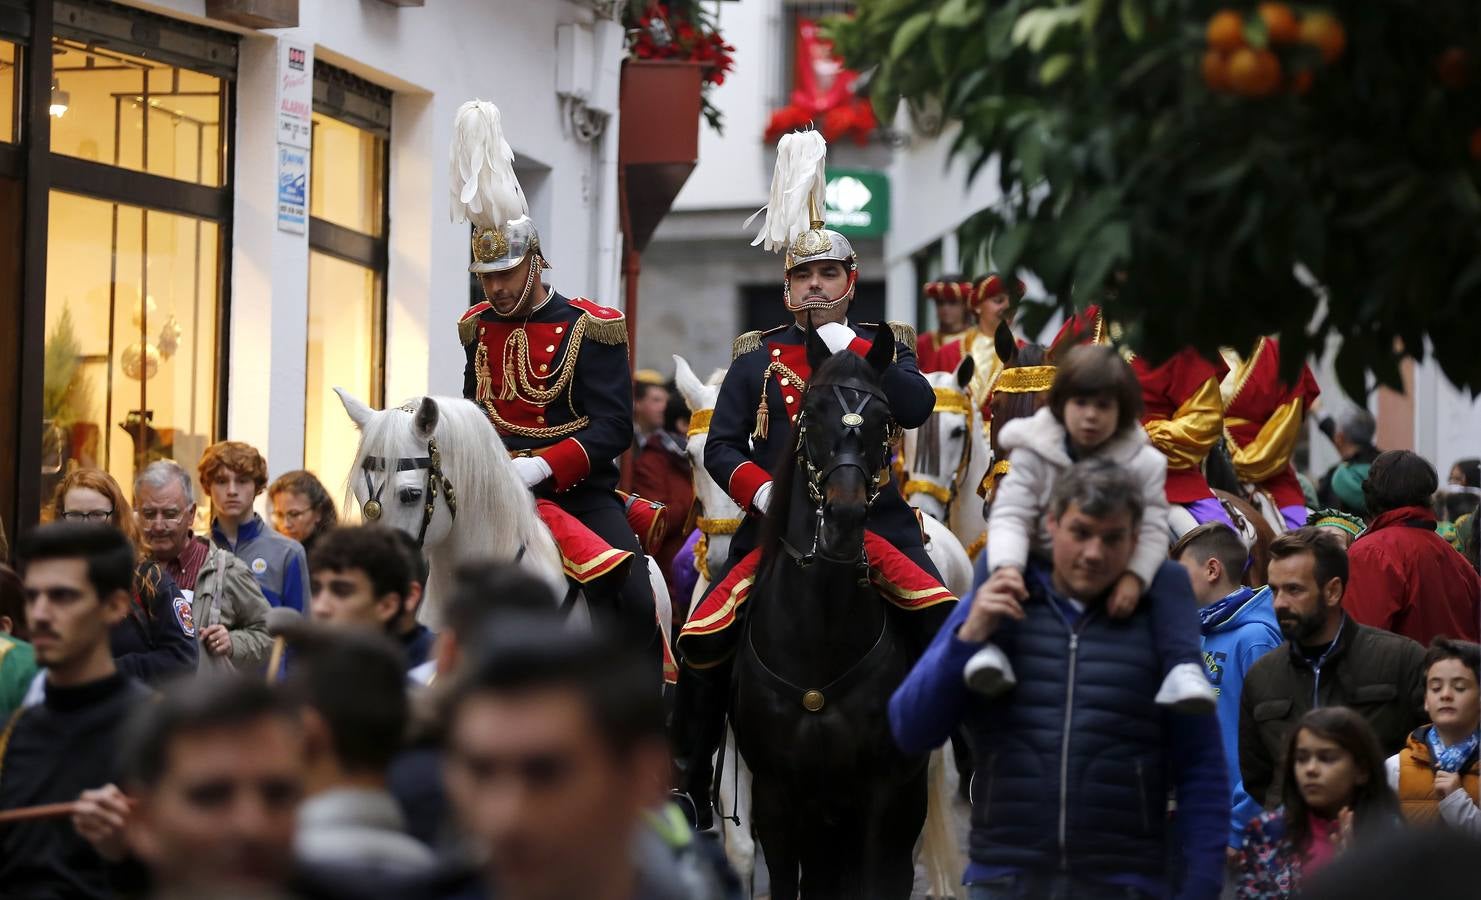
[890,11,933,62]
[991,222,1034,275]
[1040,53,1075,85]
[935,0,981,30]
[1119,0,1146,41]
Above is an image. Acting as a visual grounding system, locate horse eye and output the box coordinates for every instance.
[399,487,423,504]
[951,425,966,439]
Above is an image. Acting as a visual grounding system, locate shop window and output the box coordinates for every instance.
[49,38,225,187]
[42,191,220,505]
[304,71,389,503]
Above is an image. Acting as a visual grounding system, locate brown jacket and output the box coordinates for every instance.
[1239,615,1426,809]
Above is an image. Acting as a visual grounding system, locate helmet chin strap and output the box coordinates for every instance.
[784,266,858,313]
[485,253,544,318]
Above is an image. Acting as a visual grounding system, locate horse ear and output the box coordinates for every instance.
[672,355,705,412]
[955,354,976,391]
[805,322,830,372]
[335,387,375,430]
[412,397,439,441]
[865,324,893,374]
[994,322,1017,366]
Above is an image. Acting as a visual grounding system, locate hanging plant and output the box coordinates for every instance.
[624,1,736,132]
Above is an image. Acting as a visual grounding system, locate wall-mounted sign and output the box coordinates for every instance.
[277,144,307,234]
[277,40,313,148]
[824,169,889,239]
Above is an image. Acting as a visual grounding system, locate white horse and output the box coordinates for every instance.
[336,390,672,647]
[898,357,983,598]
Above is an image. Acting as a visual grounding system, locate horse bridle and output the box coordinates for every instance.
[787,381,897,567]
[901,385,974,512]
[360,426,458,549]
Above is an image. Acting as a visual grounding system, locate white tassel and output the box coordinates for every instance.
[745,130,828,252]
[448,100,528,230]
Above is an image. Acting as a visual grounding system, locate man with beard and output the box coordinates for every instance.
[1239,527,1427,810]
[0,524,150,898]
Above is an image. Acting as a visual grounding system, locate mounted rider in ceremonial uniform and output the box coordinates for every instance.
[448,100,660,670]
[670,131,953,829]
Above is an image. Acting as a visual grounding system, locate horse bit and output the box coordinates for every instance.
[360,403,459,548]
[787,382,896,569]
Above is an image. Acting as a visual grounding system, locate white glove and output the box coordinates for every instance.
[512,455,553,488]
[816,322,856,355]
[752,481,774,515]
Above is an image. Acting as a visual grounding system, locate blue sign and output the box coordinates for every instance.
[277,144,307,234]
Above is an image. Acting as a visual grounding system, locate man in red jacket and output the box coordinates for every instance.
[1345,450,1480,645]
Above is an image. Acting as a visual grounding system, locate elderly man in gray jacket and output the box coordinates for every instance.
[135,461,272,670]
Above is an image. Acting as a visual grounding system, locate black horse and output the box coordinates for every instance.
[731,326,943,899]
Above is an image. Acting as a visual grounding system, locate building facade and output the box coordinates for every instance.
[1,0,628,539]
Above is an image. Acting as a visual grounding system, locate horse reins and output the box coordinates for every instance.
[360,425,459,548]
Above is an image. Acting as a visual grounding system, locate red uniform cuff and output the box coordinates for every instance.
[847,336,873,357]
[541,439,591,491]
[727,462,772,511]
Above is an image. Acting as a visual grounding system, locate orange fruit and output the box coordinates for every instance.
[1202,50,1232,92]
[1436,47,1468,91]
[1300,12,1346,64]
[1230,48,1280,97]
[1470,128,1481,162]
[1206,10,1246,53]
[1288,69,1313,95]
[1258,3,1300,45]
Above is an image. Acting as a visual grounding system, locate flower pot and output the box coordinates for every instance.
[619,60,703,252]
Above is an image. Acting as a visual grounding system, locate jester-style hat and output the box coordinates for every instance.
[924,279,976,304]
[448,100,546,275]
[972,274,1027,311]
[748,131,857,309]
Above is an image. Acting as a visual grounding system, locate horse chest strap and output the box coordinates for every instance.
[802,690,826,712]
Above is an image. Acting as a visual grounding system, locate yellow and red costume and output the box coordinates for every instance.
[917,280,974,374]
[1220,337,1321,526]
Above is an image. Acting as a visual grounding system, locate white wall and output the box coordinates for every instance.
[125,0,623,483]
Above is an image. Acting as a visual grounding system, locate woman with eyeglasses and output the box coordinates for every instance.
[267,469,338,556]
[48,468,198,684]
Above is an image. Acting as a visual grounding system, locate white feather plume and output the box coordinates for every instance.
[746,130,828,252]
[448,100,528,230]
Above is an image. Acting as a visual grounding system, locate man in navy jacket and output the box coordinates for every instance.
[890,459,1227,900]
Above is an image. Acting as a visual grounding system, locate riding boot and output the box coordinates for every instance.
[669,656,732,831]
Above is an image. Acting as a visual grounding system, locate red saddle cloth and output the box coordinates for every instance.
[534,500,677,684]
[677,532,957,667]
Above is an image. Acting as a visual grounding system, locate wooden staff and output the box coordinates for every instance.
[0,801,80,825]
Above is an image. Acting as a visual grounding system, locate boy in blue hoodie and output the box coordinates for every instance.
[1173,523,1283,851]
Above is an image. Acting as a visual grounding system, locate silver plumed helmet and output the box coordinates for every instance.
[449,100,550,275]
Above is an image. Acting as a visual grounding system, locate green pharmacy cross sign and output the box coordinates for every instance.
[823,169,889,239]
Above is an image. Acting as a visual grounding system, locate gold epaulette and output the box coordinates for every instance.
[887,321,917,348]
[732,330,762,360]
[458,301,493,346]
[580,311,628,345]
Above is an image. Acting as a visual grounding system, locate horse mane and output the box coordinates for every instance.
[348,396,553,565]
[758,349,885,555]
[989,343,1051,457]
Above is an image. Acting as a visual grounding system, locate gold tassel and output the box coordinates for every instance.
[581,312,628,345]
[732,330,762,360]
[458,314,479,346]
[888,321,917,349]
[751,367,772,442]
[474,343,493,403]
[499,335,518,402]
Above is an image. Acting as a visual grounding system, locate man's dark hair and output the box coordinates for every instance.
[309,526,413,602]
[663,389,690,435]
[120,675,299,788]
[1452,457,1480,489]
[1268,527,1349,589]
[634,382,667,405]
[1171,522,1249,581]
[1438,490,1480,523]
[1047,345,1144,436]
[448,616,663,757]
[1362,450,1439,517]
[1422,637,1480,682]
[281,623,409,773]
[389,528,429,589]
[1048,459,1145,524]
[445,561,562,637]
[15,522,135,601]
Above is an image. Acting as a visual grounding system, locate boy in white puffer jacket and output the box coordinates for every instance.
[967,345,1216,712]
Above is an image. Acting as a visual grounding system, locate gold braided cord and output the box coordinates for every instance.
[977,459,1012,498]
[768,360,808,391]
[994,365,1056,394]
[696,515,742,535]
[902,479,952,504]
[687,408,713,434]
[932,387,972,415]
[694,532,710,583]
[499,314,588,405]
[484,406,590,439]
[965,531,986,561]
